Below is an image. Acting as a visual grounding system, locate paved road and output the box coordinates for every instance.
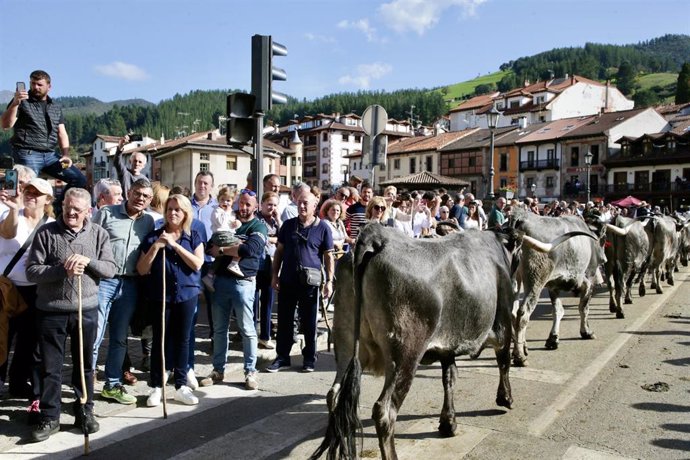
[1,268,689,459]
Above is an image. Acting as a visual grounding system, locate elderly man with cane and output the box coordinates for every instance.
[26,188,116,443]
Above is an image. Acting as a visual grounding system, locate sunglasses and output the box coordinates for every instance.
[240,188,256,197]
[372,205,386,211]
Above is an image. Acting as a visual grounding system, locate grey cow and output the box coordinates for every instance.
[604,215,650,318]
[511,211,601,366]
[643,214,680,294]
[311,223,585,460]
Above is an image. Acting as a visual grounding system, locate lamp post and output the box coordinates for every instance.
[584,150,593,203]
[486,106,501,200]
[340,164,349,186]
[531,182,536,198]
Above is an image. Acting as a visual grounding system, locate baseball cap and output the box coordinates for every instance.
[26,178,53,197]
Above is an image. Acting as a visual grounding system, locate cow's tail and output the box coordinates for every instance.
[311,231,378,459]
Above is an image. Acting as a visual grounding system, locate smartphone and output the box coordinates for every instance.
[4,169,18,197]
[16,82,26,92]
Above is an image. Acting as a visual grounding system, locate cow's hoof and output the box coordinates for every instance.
[639,286,646,297]
[650,282,657,289]
[581,331,596,340]
[668,278,675,286]
[624,298,633,305]
[438,420,457,437]
[512,356,528,367]
[544,335,559,350]
[616,311,625,319]
[609,302,617,313]
[469,348,483,360]
[496,394,513,410]
[656,288,663,295]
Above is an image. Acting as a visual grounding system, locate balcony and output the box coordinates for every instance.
[520,158,560,171]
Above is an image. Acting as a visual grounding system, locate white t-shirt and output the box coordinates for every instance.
[0,209,55,286]
[211,207,237,234]
[412,211,432,237]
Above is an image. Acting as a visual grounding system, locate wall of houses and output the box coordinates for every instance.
[550,83,634,120]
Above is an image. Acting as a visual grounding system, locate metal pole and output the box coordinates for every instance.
[253,111,265,199]
[586,164,591,203]
[488,129,496,200]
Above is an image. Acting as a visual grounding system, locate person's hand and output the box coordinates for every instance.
[157,231,178,249]
[59,156,73,169]
[272,274,280,292]
[64,254,90,277]
[323,280,333,299]
[0,190,20,210]
[208,244,222,258]
[13,88,28,106]
[118,135,129,149]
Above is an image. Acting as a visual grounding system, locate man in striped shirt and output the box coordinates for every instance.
[345,184,373,240]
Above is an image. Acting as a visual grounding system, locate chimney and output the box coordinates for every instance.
[160,133,165,145]
[524,79,530,87]
[519,116,528,129]
[564,73,569,80]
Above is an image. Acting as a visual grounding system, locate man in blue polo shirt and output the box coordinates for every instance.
[267,191,334,373]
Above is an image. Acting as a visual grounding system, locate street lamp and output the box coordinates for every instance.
[486,106,501,200]
[584,150,593,203]
[340,164,349,186]
[531,182,536,198]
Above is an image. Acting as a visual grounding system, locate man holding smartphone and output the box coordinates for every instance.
[0,70,86,215]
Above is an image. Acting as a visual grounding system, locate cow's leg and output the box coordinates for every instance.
[654,268,663,294]
[488,307,513,409]
[607,262,618,313]
[372,335,426,460]
[666,261,675,285]
[578,282,596,339]
[438,355,457,437]
[545,290,563,350]
[512,292,538,366]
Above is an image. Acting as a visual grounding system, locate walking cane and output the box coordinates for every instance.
[320,279,335,352]
[161,250,168,419]
[77,275,90,455]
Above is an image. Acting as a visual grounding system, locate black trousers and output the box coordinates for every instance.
[37,308,97,421]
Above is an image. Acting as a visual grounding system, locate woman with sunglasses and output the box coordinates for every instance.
[365,197,390,224]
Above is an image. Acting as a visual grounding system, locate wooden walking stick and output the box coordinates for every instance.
[77,275,90,455]
[161,250,168,419]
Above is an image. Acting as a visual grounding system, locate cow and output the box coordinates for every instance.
[643,214,680,294]
[671,212,690,268]
[310,223,589,460]
[511,210,602,366]
[603,215,650,318]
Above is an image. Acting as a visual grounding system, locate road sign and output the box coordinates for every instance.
[362,105,388,137]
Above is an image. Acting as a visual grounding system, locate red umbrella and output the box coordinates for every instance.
[611,195,642,207]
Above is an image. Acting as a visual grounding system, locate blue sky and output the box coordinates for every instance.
[1,0,688,104]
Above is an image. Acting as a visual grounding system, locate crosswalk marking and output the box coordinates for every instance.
[562,445,636,459]
[457,359,572,385]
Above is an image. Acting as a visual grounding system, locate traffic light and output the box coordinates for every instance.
[251,34,287,112]
[226,92,256,146]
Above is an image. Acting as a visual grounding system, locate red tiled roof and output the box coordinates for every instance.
[562,108,650,139]
[515,117,593,144]
[94,134,121,143]
[379,171,469,187]
[387,129,479,155]
[449,92,499,113]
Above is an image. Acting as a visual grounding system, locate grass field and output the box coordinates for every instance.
[637,72,677,90]
[431,70,511,108]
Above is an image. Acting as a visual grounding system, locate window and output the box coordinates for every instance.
[410,158,416,174]
[354,135,361,143]
[342,134,349,142]
[291,158,296,166]
[341,148,349,156]
[510,101,519,108]
[500,178,508,188]
[499,153,508,172]
[393,159,400,169]
[526,177,534,188]
[547,148,554,160]
[469,157,476,167]
[322,163,330,174]
[199,162,209,172]
[425,156,433,172]
[570,146,579,167]
[527,150,535,167]
[322,132,328,142]
[226,155,237,170]
[322,148,330,158]
[546,176,554,188]
[200,153,209,161]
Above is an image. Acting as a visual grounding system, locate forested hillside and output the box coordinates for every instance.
[1,34,688,155]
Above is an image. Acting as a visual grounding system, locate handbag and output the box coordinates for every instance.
[295,219,323,287]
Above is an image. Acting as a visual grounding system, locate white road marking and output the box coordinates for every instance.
[562,445,636,459]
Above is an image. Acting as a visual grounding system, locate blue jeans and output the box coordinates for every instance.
[276,284,319,367]
[100,277,139,388]
[12,148,87,214]
[212,276,257,373]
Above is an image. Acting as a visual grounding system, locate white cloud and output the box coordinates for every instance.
[304,32,336,43]
[337,18,381,43]
[380,0,487,35]
[338,62,393,89]
[94,61,150,81]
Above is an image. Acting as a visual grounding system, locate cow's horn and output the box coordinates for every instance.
[606,223,628,236]
[523,231,597,253]
[522,235,554,253]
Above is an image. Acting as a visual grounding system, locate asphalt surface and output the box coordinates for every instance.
[1,268,689,459]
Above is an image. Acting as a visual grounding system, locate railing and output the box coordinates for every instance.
[519,159,560,171]
[602,182,690,194]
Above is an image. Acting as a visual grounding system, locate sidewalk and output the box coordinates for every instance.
[0,299,334,454]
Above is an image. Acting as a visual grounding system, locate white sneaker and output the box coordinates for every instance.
[227,261,244,278]
[174,385,199,405]
[186,369,199,390]
[258,339,275,349]
[147,387,162,407]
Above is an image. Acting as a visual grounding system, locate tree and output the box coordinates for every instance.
[616,61,637,95]
[676,62,690,104]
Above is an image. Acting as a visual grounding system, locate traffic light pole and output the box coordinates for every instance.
[253,111,264,200]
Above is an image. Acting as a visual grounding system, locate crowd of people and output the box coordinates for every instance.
[0,69,673,444]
